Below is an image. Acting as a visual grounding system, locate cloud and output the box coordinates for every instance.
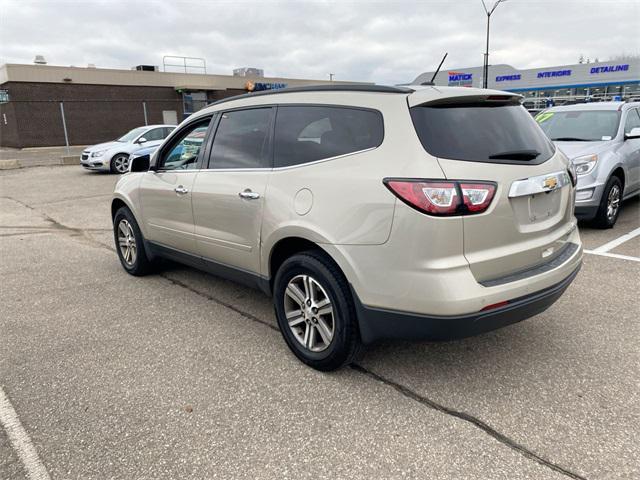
[0,0,637,85]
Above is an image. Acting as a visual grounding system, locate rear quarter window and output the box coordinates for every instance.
[410,103,555,164]
[274,106,383,168]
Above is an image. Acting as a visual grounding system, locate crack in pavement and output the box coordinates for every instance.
[0,225,111,232]
[350,364,589,480]
[0,231,53,238]
[1,196,114,253]
[30,193,112,207]
[4,194,589,480]
[160,273,279,333]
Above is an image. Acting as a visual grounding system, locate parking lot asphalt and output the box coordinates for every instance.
[1,166,639,480]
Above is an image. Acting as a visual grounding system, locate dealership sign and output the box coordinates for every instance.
[590,64,629,74]
[448,71,473,87]
[245,81,287,92]
[537,69,572,79]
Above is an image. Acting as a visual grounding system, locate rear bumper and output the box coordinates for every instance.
[353,263,581,344]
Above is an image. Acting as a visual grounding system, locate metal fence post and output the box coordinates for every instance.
[143,101,148,125]
[59,102,70,155]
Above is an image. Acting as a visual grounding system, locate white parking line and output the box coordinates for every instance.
[584,250,640,262]
[591,227,640,253]
[0,387,50,480]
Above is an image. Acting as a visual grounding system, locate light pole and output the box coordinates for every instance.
[481,0,507,88]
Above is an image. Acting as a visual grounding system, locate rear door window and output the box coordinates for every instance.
[142,128,165,142]
[209,108,273,169]
[274,106,383,168]
[410,104,555,164]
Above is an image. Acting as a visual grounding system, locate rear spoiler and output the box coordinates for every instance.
[408,87,522,108]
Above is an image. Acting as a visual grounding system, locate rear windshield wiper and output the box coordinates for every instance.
[551,137,591,142]
[488,149,540,160]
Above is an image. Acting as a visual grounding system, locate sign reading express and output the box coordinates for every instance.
[590,64,629,74]
[495,74,521,82]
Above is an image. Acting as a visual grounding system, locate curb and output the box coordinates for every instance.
[0,159,20,170]
[60,155,81,165]
[0,156,81,170]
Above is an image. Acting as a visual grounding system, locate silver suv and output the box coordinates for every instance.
[112,85,583,371]
[536,102,640,227]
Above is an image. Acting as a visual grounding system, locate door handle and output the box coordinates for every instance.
[239,189,260,200]
[174,185,189,195]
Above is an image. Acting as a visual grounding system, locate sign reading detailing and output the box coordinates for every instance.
[590,64,629,74]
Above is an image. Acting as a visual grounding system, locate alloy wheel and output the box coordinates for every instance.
[606,184,620,222]
[117,219,137,266]
[284,274,335,352]
[113,155,130,173]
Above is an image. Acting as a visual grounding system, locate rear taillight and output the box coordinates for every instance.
[383,179,496,216]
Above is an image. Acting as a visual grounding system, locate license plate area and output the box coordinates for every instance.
[528,189,562,222]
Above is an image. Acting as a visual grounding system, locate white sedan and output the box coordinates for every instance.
[81,125,175,173]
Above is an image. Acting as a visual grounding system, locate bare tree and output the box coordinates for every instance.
[608,53,640,61]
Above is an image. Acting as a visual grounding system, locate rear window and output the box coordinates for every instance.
[410,104,555,164]
[274,106,383,168]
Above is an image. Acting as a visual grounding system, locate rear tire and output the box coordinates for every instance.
[110,153,130,174]
[113,207,154,276]
[593,176,622,229]
[273,250,362,371]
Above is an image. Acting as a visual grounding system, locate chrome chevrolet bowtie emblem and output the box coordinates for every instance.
[543,176,558,190]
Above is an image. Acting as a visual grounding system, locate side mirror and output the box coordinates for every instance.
[129,154,150,172]
[137,137,148,144]
[624,127,640,140]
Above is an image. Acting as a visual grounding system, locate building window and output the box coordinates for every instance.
[183,91,208,117]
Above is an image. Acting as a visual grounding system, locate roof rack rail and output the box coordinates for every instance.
[207,84,414,108]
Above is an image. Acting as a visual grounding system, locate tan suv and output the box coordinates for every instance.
[112,85,583,371]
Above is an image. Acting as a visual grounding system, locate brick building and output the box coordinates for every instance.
[0,64,360,148]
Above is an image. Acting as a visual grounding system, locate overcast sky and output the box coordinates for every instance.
[0,0,638,84]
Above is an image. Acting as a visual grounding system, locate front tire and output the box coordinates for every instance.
[113,207,153,276]
[110,153,130,174]
[273,251,362,371]
[593,176,622,229]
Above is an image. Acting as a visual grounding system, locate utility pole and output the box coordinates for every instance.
[481,0,507,89]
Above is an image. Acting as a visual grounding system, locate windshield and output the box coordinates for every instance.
[536,110,620,141]
[117,127,148,142]
[410,103,555,164]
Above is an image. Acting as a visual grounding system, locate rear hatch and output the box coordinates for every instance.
[409,89,576,283]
